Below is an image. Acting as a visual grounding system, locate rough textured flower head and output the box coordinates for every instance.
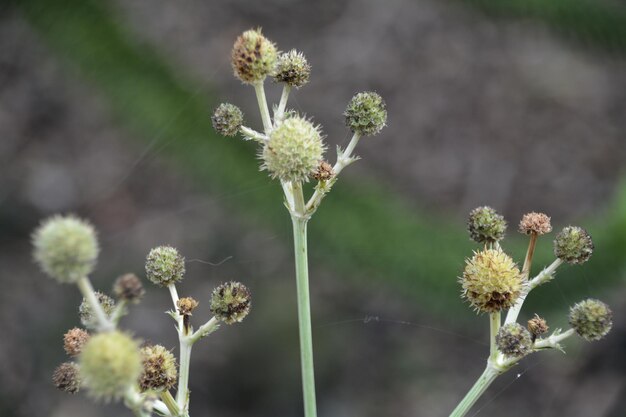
[554,226,594,265]
[461,248,523,313]
[177,297,199,315]
[79,331,142,401]
[211,103,244,137]
[210,281,251,324]
[311,160,334,182]
[231,28,278,84]
[64,327,90,357]
[261,115,325,183]
[273,49,311,88]
[496,323,533,357]
[139,344,178,392]
[145,246,185,287]
[569,299,612,341]
[113,273,145,303]
[467,206,507,244]
[519,212,552,235]
[344,92,387,136]
[527,314,549,337]
[53,362,81,394]
[79,292,115,330]
[32,215,99,284]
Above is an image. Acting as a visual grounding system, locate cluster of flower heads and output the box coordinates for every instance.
[460,206,612,359]
[211,28,387,185]
[32,215,252,403]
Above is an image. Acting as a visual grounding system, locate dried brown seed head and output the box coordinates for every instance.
[177,297,199,316]
[527,314,549,336]
[63,327,90,357]
[52,362,81,394]
[312,161,334,181]
[113,273,145,303]
[519,212,552,235]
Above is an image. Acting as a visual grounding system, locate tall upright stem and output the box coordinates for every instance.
[489,312,500,360]
[291,214,317,417]
[176,338,192,413]
[449,365,500,417]
[254,81,273,134]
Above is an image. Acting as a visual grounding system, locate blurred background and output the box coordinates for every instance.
[1,0,625,416]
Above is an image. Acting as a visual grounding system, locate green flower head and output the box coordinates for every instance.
[79,292,115,330]
[231,28,278,84]
[145,246,185,287]
[554,226,594,265]
[467,206,507,244]
[139,344,178,392]
[210,281,251,324]
[212,103,244,137]
[344,92,387,136]
[496,323,533,357]
[569,299,612,341]
[274,49,311,88]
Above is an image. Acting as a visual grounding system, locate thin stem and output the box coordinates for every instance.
[76,277,114,332]
[254,81,273,134]
[176,339,192,412]
[240,125,268,143]
[189,316,220,344]
[153,400,173,417]
[489,312,501,360]
[110,300,128,326]
[274,84,291,125]
[449,364,500,417]
[160,390,180,416]
[521,232,538,280]
[291,214,317,417]
[534,328,576,350]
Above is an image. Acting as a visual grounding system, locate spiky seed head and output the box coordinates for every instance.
[273,49,311,88]
[496,323,533,357]
[64,327,90,357]
[261,116,325,183]
[139,344,178,392]
[113,273,145,303]
[527,314,549,337]
[311,160,334,182]
[467,206,507,244]
[231,28,278,84]
[519,212,552,235]
[554,226,594,265]
[177,297,199,315]
[145,246,185,287]
[344,92,387,136]
[52,362,81,394]
[211,103,244,137]
[79,292,115,330]
[32,215,99,284]
[210,281,251,324]
[569,299,612,341]
[461,248,523,313]
[79,331,142,401]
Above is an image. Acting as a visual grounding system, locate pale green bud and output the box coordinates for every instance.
[79,291,115,330]
[32,215,99,283]
[554,226,594,265]
[145,246,185,287]
[212,103,244,137]
[467,206,507,244]
[231,28,278,84]
[344,92,387,136]
[210,281,251,324]
[274,49,311,88]
[569,299,612,341]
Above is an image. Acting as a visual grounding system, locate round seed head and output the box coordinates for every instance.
[79,331,142,401]
[527,314,549,337]
[554,226,594,265]
[79,292,115,330]
[52,362,81,394]
[311,160,334,182]
[467,206,507,244]
[139,344,178,392]
[274,49,311,88]
[461,248,523,313]
[113,273,145,303]
[261,115,325,183]
[569,299,612,341]
[519,212,552,235]
[211,103,244,137]
[145,246,185,287]
[496,323,533,357]
[344,91,387,136]
[64,327,90,357]
[231,28,278,84]
[32,215,99,284]
[177,297,199,315]
[210,281,251,324]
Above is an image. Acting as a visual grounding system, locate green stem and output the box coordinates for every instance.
[176,339,192,413]
[254,81,272,134]
[291,211,317,417]
[160,390,180,416]
[449,364,500,417]
[76,276,114,332]
[489,312,500,360]
[188,316,220,344]
[274,84,291,125]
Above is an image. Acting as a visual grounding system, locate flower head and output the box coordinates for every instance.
[569,299,612,341]
[461,248,523,313]
[467,206,507,244]
[496,323,533,357]
[231,28,278,84]
[519,212,552,235]
[113,273,145,303]
[145,246,185,287]
[274,49,311,88]
[139,344,178,392]
[177,297,199,315]
[64,327,90,357]
[52,362,81,394]
[527,314,549,338]
[554,226,594,265]
[79,292,115,330]
[32,215,99,284]
[210,281,251,324]
[212,103,244,137]
[344,92,387,136]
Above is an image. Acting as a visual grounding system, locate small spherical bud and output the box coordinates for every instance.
[113,273,145,303]
[210,281,251,324]
[461,248,523,313]
[145,246,185,287]
[311,160,334,182]
[79,331,142,401]
[569,299,612,341]
[139,344,178,392]
[519,212,552,235]
[177,297,199,315]
[527,314,549,337]
[344,92,387,136]
[273,49,311,88]
[496,323,533,357]
[467,206,507,244]
[79,292,115,330]
[261,115,325,183]
[52,362,81,394]
[231,28,278,84]
[63,327,90,357]
[554,226,594,265]
[211,103,244,137]
[32,215,99,284]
